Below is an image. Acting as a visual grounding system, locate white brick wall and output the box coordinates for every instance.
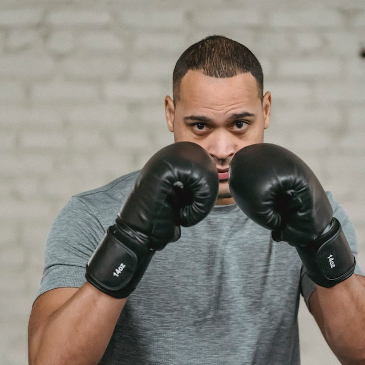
[1,2,365,364]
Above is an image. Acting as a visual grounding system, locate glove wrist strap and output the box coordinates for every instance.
[297,218,356,288]
[85,225,154,298]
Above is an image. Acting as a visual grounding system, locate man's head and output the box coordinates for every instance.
[173,35,264,103]
[165,35,271,205]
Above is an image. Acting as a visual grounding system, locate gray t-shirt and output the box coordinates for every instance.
[38,171,362,365]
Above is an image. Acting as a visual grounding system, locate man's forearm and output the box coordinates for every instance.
[28,283,127,365]
[313,274,365,364]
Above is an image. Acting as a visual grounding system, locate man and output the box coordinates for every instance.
[28,36,365,364]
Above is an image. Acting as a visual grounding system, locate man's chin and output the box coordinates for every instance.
[218,191,232,199]
[217,182,233,201]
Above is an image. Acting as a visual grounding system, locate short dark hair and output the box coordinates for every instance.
[173,35,263,102]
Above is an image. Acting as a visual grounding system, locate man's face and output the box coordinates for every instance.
[165,70,271,205]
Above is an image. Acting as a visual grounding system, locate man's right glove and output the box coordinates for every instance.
[229,143,356,288]
[86,142,219,298]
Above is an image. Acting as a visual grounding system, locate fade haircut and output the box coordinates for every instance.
[173,35,264,103]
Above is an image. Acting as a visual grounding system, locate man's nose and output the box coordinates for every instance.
[206,131,235,162]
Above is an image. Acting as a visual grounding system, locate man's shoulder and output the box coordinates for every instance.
[65,170,140,224]
[74,170,139,202]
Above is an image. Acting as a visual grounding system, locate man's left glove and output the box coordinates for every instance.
[229,143,355,288]
[86,142,218,298]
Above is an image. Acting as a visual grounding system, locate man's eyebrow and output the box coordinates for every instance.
[183,112,256,123]
[229,112,255,119]
[183,115,211,123]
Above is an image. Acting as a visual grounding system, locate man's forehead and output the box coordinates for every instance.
[178,70,260,101]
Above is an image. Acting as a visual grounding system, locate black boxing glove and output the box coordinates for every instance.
[86,142,219,298]
[229,143,355,288]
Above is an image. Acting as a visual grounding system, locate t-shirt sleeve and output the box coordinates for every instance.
[36,196,106,299]
[301,192,364,308]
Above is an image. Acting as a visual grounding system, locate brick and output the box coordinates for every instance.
[189,30,257,53]
[0,154,54,177]
[112,130,150,150]
[277,57,342,78]
[104,81,164,102]
[191,9,262,27]
[0,81,25,102]
[133,102,167,125]
[265,81,312,104]
[78,31,125,52]
[0,131,16,152]
[0,329,28,365]
[46,30,75,55]
[323,31,362,56]
[130,57,174,80]
[59,154,96,174]
[134,33,185,55]
[118,10,184,29]
[259,57,274,78]
[269,9,343,28]
[41,174,90,200]
[0,107,63,128]
[12,176,39,199]
[323,154,365,185]
[346,58,365,78]
[0,271,29,294]
[270,106,342,129]
[0,294,32,324]
[0,53,55,79]
[62,55,127,79]
[47,9,111,26]
[254,32,292,55]
[353,11,365,27]
[7,30,40,50]
[0,180,13,202]
[284,130,334,153]
[148,129,173,149]
[342,202,365,232]
[336,0,365,9]
[0,8,43,27]
[315,81,365,103]
[0,200,55,221]
[0,223,18,246]
[31,80,99,103]
[349,107,365,128]
[19,130,68,150]
[339,131,365,151]
[92,151,135,175]
[0,246,26,267]
[67,104,129,127]
[71,130,105,150]
[292,32,325,53]
[22,222,52,248]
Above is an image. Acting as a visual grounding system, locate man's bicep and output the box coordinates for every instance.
[29,287,79,344]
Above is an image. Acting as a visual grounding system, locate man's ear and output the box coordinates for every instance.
[262,91,272,130]
[165,96,175,132]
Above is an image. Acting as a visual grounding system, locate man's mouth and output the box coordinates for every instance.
[217,168,229,181]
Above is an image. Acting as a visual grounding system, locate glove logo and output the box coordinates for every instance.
[113,263,126,277]
[327,254,336,269]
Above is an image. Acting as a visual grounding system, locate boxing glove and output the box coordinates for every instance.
[229,143,355,288]
[86,142,219,298]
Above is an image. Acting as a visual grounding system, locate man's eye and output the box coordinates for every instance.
[233,120,248,130]
[194,123,206,130]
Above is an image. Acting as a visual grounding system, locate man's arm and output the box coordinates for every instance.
[29,143,219,365]
[28,284,127,365]
[228,144,364,363]
[309,274,365,365]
